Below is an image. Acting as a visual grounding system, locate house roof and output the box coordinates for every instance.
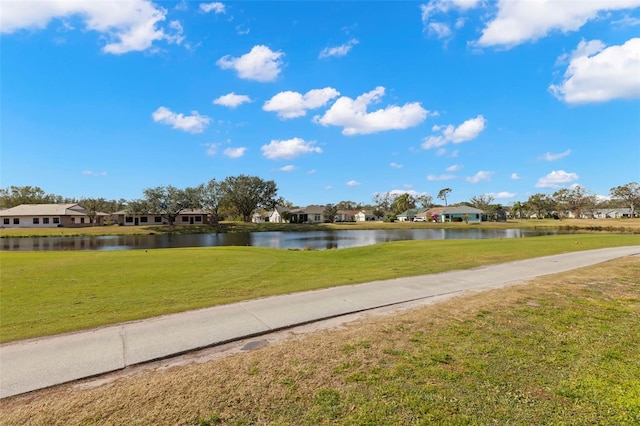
[397,208,428,217]
[272,206,291,214]
[292,205,325,214]
[0,203,88,217]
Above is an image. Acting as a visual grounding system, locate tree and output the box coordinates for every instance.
[511,201,525,219]
[141,185,199,226]
[553,186,595,219]
[199,179,224,225]
[372,192,393,214]
[415,194,433,209]
[525,193,555,219]
[610,182,640,218]
[0,185,61,208]
[336,200,361,210]
[392,193,416,214]
[220,175,278,222]
[469,194,494,213]
[437,188,452,206]
[323,204,338,223]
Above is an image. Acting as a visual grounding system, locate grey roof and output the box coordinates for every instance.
[441,206,484,214]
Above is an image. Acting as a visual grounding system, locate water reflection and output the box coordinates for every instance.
[1,228,564,252]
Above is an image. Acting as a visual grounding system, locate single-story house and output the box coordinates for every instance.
[396,208,428,222]
[111,209,210,226]
[334,209,357,222]
[355,209,380,222]
[269,206,291,223]
[426,206,484,223]
[251,211,270,223]
[0,203,108,228]
[289,205,326,223]
[583,208,634,219]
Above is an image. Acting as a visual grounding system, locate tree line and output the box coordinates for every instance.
[1,181,638,223]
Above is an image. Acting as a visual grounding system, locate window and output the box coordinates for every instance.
[182,216,189,222]
[53,218,59,224]
[314,214,321,222]
[80,217,85,224]
[13,218,19,224]
[43,218,50,224]
[3,218,9,225]
[140,216,148,223]
[195,216,202,222]
[33,218,40,224]
[155,216,162,223]
[71,217,75,224]
[125,217,133,223]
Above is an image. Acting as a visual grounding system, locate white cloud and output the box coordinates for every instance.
[427,174,456,181]
[387,189,423,197]
[279,165,296,172]
[152,106,210,133]
[488,191,516,199]
[0,0,183,54]
[422,115,486,149]
[541,149,571,161]
[314,86,429,135]
[203,143,219,156]
[420,0,481,39]
[319,38,359,58]
[82,170,107,176]
[535,170,579,188]
[200,2,225,14]
[446,164,463,172]
[390,162,403,169]
[224,147,246,158]
[550,38,640,104]
[511,173,522,180]
[213,92,252,108]
[263,88,340,119]
[477,0,640,48]
[466,170,493,183]
[217,45,284,82]
[347,180,360,186]
[261,137,322,160]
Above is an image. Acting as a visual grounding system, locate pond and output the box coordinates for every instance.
[1,228,567,251]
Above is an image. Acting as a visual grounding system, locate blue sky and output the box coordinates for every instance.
[2,0,639,207]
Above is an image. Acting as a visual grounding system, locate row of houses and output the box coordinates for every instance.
[0,204,210,228]
[1,203,634,228]
[252,205,381,224]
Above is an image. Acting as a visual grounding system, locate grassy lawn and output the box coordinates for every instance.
[1,255,637,424]
[1,234,638,343]
[1,217,639,237]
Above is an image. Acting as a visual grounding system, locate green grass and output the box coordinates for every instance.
[2,255,637,424]
[1,234,638,343]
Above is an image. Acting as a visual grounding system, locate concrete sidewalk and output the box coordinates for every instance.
[2,246,639,399]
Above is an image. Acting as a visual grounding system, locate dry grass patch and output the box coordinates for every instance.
[2,255,639,425]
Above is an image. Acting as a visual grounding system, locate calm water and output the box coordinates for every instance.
[1,229,565,251]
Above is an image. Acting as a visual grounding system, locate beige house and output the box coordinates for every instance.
[111,209,209,226]
[0,203,107,228]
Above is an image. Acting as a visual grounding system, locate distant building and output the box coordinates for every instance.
[0,203,107,228]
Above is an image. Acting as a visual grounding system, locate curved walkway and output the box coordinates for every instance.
[2,246,639,399]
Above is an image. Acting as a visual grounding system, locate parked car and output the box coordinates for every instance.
[413,217,426,222]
